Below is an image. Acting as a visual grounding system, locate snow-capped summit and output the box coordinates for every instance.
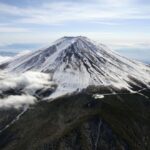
[1,36,150,97]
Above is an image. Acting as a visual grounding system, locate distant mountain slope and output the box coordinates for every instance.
[0,51,17,65]
[0,51,16,57]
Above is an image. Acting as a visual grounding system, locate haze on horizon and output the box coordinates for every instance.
[0,0,150,63]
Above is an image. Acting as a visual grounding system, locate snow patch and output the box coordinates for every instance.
[93,94,104,99]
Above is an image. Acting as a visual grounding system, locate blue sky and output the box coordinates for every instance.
[0,0,150,62]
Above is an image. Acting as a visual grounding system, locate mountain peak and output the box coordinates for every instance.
[61,36,88,40]
[53,36,92,46]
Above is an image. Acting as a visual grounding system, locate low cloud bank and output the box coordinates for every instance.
[0,50,31,65]
[0,94,36,109]
[0,71,54,109]
[0,56,12,64]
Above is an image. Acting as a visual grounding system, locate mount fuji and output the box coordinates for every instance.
[1,36,150,98]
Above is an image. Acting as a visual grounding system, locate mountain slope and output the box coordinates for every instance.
[0,88,150,150]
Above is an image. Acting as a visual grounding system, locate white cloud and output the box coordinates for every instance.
[0,1,149,25]
[0,51,31,65]
[104,0,132,6]
[15,50,31,57]
[0,56,12,64]
[0,94,36,109]
[0,26,29,33]
[0,71,52,92]
[0,71,55,109]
